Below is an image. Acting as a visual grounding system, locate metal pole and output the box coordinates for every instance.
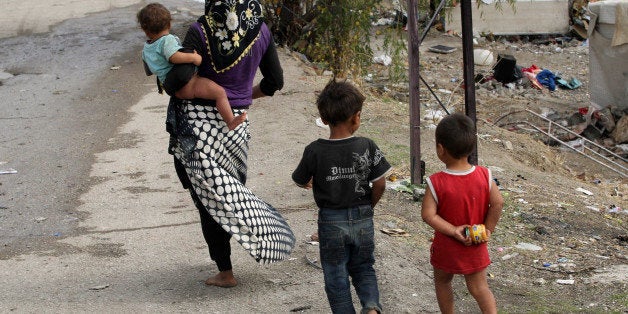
[420,0,447,44]
[407,0,422,184]
[420,75,450,115]
[460,0,478,164]
[419,0,449,115]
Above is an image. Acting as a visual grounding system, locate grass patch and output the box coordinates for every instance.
[490,190,522,247]
[379,143,410,168]
[609,292,628,308]
[505,289,582,313]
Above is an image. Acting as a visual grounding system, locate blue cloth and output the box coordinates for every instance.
[318,205,382,314]
[556,77,582,90]
[142,34,183,84]
[536,69,557,91]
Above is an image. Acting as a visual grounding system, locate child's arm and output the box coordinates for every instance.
[421,188,471,245]
[295,178,313,189]
[292,150,313,189]
[484,180,504,237]
[370,176,386,208]
[169,50,202,66]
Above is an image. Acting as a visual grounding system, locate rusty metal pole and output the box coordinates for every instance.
[460,0,478,164]
[407,0,422,184]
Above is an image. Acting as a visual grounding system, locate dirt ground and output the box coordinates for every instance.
[370,31,628,312]
[250,25,627,312]
[2,1,625,312]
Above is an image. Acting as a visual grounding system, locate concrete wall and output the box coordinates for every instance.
[445,0,570,35]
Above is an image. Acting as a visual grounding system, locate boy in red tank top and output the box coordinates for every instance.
[421,113,504,314]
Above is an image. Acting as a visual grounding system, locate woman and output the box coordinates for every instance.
[166,0,294,287]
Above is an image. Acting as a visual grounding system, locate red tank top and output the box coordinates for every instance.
[426,166,492,274]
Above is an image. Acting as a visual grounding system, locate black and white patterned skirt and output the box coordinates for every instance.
[167,100,296,264]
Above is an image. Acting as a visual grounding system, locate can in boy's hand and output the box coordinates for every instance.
[465,224,488,244]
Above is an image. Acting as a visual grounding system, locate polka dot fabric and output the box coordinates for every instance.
[172,101,296,264]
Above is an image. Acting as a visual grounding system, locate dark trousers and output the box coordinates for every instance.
[318,205,382,313]
[175,158,232,271]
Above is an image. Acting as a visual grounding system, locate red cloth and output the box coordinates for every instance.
[426,166,492,274]
[522,64,540,74]
[522,64,543,89]
[523,71,543,89]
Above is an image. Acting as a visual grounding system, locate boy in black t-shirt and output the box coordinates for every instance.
[292,80,391,314]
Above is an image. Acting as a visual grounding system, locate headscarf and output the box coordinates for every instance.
[200,0,263,73]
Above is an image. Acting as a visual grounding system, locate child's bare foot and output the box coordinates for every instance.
[310,232,319,241]
[204,270,237,288]
[227,112,247,130]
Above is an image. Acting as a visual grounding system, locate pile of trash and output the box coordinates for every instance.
[571,0,591,39]
[546,105,628,156]
[474,52,583,92]
[498,105,628,161]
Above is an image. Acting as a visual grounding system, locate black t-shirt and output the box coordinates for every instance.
[292,137,391,209]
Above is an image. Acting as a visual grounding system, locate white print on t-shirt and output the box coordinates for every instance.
[373,147,384,165]
[325,149,374,194]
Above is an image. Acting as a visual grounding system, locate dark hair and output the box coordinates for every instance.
[137,3,171,35]
[316,80,365,126]
[435,113,476,159]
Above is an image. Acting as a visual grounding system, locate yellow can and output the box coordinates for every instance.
[465,224,488,244]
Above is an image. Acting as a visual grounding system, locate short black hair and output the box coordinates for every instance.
[435,113,476,159]
[137,3,171,35]
[316,80,365,126]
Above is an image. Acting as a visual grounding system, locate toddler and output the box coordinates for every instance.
[137,2,245,130]
[421,113,503,314]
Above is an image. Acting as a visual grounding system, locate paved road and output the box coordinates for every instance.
[0,0,201,258]
[0,1,253,311]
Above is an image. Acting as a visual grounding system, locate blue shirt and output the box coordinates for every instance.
[142,34,182,84]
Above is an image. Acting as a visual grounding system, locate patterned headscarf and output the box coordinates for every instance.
[200,0,263,73]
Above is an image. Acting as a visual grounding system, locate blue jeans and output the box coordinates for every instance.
[318,205,382,314]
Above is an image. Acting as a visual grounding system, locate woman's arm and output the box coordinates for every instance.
[254,30,284,98]
[252,85,266,99]
[181,24,204,55]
